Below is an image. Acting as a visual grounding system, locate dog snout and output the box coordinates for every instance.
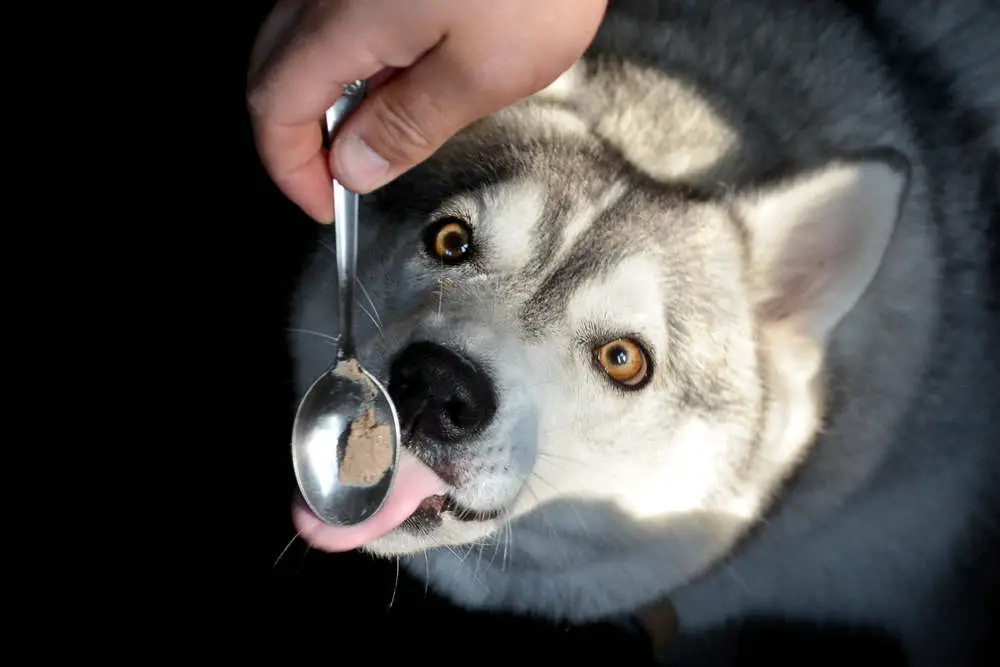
[389,342,497,443]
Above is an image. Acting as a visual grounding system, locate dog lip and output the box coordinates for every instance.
[399,439,503,523]
[412,494,501,523]
[405,493,501,535]
[441,495,503,522]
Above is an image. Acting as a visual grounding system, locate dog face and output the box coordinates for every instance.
[290,99,907,615]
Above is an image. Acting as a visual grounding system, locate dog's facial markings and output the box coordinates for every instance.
[593,336,653,390]
[423,215,474,265]
[303,109,772,573]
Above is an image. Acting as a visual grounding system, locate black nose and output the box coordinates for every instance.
[389,342,497,443]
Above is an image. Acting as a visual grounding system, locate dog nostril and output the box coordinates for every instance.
[395,368,417,386]
[444,398,466,426]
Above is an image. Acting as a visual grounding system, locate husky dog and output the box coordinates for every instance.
[288,0,999,663]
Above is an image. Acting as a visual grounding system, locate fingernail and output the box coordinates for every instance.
[334,134,390,192]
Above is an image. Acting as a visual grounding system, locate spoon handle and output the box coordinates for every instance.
[323,81,367,360]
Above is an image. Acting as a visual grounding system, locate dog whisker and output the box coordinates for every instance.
[535,450,592,466]
[355,277,384,330]
[535,449,631,489]
[388,557,401,608]
[297,545,312,572]
[487,527,506,569]
[358,302,385,337]
[423,552,430,595]
[522,486,571,561]
[473,538,487,578]
[529,471,593,539]
[286,327,339,345]
[317,240,387,332]
[273,531,302,569]
[503,520,514,571]
[443,543,490,591]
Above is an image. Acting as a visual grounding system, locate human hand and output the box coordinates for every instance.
[246,0,608,223]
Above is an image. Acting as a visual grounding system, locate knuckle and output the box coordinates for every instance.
[245,88,265,119]
[366,93,439,161]
[245,79,277,121]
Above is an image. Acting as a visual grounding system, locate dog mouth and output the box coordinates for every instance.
[292,448,503,554]
[409,493,503,528]
[292,357,504,554]
[397,397,503,527]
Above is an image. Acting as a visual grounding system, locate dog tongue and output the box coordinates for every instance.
[292,449,447,553]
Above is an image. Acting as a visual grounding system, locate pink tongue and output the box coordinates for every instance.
[293,450,447,553]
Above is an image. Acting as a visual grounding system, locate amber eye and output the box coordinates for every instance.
[595,338,650,387]
[425,217,473,264]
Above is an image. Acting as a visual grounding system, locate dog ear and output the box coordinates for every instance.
[735,152,910,344]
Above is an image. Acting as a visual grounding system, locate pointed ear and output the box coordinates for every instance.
[735,154,910,343]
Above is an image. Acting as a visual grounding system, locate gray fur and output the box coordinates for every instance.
[288,1,1000,664]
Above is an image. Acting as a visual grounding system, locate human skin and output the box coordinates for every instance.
[246,0,609,223]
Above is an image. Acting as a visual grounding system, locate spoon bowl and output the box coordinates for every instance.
[291,360,401,526]
[290,80,402,528]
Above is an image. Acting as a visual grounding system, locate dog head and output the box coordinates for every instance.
[290,98,908,614]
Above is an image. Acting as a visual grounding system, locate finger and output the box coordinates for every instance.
[329,42,527,194]
[247,1,444,221]
[328,0,607,194]
[248,1,444,125]
[246,3,374,222]
[251,120,334,223]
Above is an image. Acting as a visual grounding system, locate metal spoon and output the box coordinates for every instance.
[291,80,401,527]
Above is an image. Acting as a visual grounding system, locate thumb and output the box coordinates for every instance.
[330,46,519,194]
